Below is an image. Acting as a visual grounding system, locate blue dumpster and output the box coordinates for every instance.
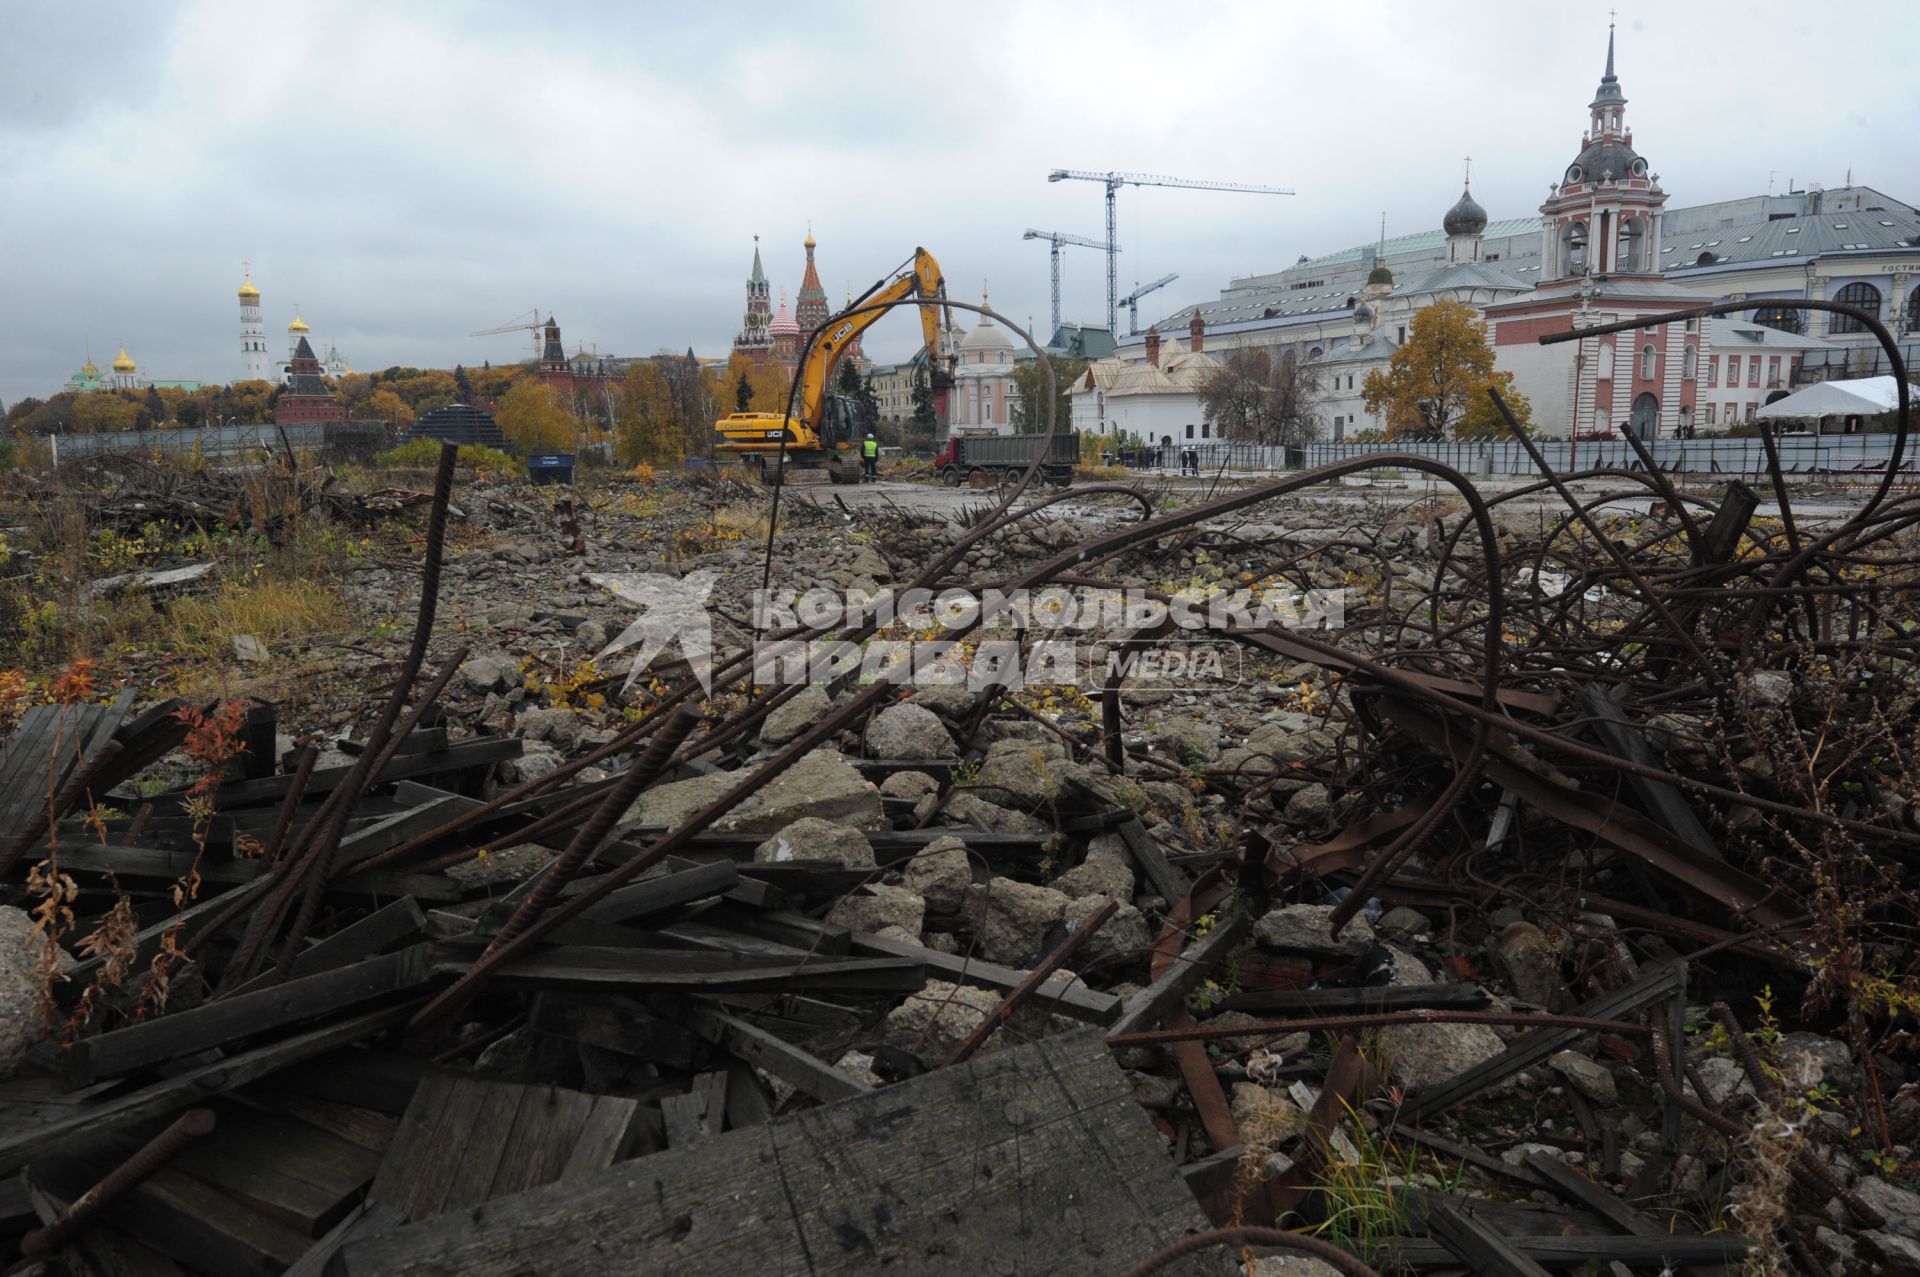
[528,454,575,485]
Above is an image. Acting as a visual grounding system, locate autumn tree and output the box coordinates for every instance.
[5,398,42,428]
[661,350,715,458]
[494,380,578,454]
[616,360,681,465]
[908,363,939,449]
[222,379,277,424]
[175,396,202,427]
[469,364,522,406]
[389,370,459,416]
[1012,354,1087,433]
[367,388,416,429]
[72,393,141,433]
[1361,299,1533,441]
[1197,348,1323,446]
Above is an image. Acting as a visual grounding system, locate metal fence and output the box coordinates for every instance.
[49,420,389,465]
[1100,434,1913,479]
[1299,434,1909,479]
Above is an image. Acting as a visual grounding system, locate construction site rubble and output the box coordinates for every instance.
[2,309,1918,1274]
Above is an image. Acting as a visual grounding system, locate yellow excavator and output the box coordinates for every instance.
[716,247,955,484]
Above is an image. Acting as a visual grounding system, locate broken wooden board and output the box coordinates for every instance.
[364,1077,636,1223]
[333,1027,1224,1276]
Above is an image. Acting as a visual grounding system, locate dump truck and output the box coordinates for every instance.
[933,432,1079,488]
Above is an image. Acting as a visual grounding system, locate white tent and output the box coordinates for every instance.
[1756,376,1916,421]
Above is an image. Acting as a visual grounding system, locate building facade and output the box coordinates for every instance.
[949,293,1017,434]
[1127,28,1916,438]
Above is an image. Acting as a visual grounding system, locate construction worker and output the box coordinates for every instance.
[862,433,879,482]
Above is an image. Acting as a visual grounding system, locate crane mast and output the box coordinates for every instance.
[1022,228,1112,337]
[1047,169,1294,335]
[1119,273,1179,336]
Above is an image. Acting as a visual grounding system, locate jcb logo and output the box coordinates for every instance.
[831,321,854,343]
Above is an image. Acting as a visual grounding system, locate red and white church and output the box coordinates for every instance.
[1484,27,1713,439]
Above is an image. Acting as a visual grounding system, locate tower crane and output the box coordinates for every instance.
[1022,228,1115,337]
[1118,274,1179,337]
[471,310,548,361]
[1046,169,1294,334]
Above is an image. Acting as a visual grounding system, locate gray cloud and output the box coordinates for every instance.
[3,0,1913,408]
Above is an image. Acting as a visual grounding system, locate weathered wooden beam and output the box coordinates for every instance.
[0,1006,414,1175]
[849,930,1122,1024]
[1378,1233,1748,1269]
[1108,906,1251,1039]
[1408,962,1684,1119]
[62,948,432,1088]
[438,945,926,996]
[1220,983,1487,1015]
[1114,817,1192,905]
[684,1005,873,1103]
[1424,1199,1555,1277]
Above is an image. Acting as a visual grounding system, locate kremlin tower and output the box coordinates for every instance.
[238,268,270,383]
[275,336,346,425]
[794,228,829,345]
[733,236,774,367]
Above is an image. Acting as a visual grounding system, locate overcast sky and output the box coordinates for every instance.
[3,0,1915,407]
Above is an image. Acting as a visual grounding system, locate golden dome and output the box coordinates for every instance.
[111,346,136,372]
[81,360,99,375]
[804,228,816,249]
[237,276,260,298]
[287,311,310,333]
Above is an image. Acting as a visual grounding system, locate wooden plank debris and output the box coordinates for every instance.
[333,1028,1219,1277]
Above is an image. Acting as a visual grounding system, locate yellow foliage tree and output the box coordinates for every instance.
[470,365,523,405]
[1361,299,1533,441]
[494,380,578,454]
[72,394,142,433]
[366,388,416,428]
[718,352,793,416]
[616,361,682,465]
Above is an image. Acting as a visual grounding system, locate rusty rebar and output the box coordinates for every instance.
[486,703,703,952]
[1118,1225,1379,1277]
[20,1108,216,1257]
[410,703,704,1032]
[940,897,1117,1067]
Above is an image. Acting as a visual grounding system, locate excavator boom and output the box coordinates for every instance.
[716,247,954,482]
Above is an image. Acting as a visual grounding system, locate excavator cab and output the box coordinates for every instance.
[817,396,860,451]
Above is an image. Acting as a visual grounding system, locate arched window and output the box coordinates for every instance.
[1618,216,1647,272]
[1561,221,1588,276]
[1682,347,1696,380]
[1695,252,1715,267]
[1640,345,1657,380]
[1751,305,1805,335]
[1597,343,1615,379]
[1830,282,1882,334]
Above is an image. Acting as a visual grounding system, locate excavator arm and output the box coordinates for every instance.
[788,247,953,428]
[715,247,956,478]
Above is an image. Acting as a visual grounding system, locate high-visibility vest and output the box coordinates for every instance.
[862,439,878,458]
